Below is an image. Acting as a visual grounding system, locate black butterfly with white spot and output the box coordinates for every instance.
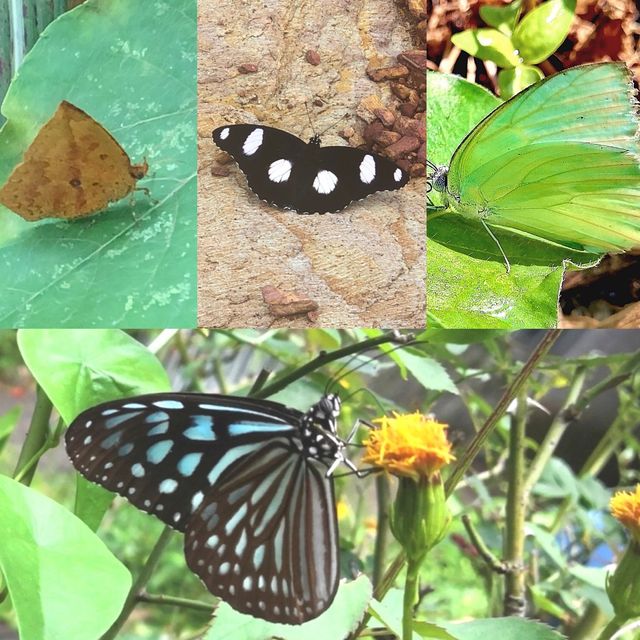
[65,392,357,624]
[212,124,410,213]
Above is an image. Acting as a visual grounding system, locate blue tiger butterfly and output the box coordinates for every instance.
[65,391,359,624]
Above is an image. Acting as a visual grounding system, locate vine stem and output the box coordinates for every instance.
[445,330,562,496]
[253,331,410,398]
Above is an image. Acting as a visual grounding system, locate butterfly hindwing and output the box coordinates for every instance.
[185,438,339,623]
[212,123,409,213]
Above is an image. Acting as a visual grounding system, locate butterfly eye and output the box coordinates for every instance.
[65,392,356,624]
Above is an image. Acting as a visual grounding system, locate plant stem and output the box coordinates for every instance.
[136,592,213,612]
[13,384,52,485]
[596,616,621,640]
[101,526,175,640]
[446,330,562,496]
[253,331,410,398]
[522,366,586,497]
[372,474,390,589]
[503,389,527,616]
[402,559,420,640]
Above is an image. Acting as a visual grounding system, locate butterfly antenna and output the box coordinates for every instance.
[316,112,349,139]
[304,102,317,137]
[479,217,511,274]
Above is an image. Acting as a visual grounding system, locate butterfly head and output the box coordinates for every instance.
[430,165,449,193]
[308,134,322,147]
[310,393,341,429]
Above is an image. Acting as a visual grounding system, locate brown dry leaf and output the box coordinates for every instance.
[261,285,319,318]
[0,101,148,221]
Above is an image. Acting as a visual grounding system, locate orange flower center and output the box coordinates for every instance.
[362,412,454,480]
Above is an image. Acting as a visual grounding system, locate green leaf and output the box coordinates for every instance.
[512,0,577,64]
[451,29,521,68]
[498,65,544,99]
[0,0,196,328]
[367,594,425,640]
[533,458,579,501]
[480,0,522,35]
[205,575,373,640]
[441,617,565,640]
[527,523,566,569]
[17,329,170,423]
[427,71,594,328]
[17,328,170,528]
[420,329,508,344]
[394,349,458,394]
[0,474,131,640]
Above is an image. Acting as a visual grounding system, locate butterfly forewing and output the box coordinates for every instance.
[185,439,339,623]
[212,124,409,213]
[65,394,299,531]
[65,392,343,625]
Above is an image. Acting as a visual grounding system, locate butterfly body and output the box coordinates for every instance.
[65,392,346,623]
[430,63,640,255]
[213,124,409,213]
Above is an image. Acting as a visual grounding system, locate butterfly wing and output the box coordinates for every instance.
[448,62,640,198]
[212,124,409,213]
[65,393,300,532]
[466,142,640,252]
[212,124,310,209]
[444,63,640,252]
[184,438,339,624]
[300,146,409,213]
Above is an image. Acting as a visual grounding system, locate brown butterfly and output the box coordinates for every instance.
[0,101,148,221]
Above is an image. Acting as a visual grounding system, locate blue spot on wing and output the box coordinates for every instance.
[147,440,173,464]
[146,411,170,424]
[228,422,295,436]
[178,452,204,477]
[105,411,142,429]
[101,431,123,449]
[184,415,216,441]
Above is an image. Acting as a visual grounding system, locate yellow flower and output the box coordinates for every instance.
[610,485,640,542]
[362,412,455,481]
[336,499,351,521]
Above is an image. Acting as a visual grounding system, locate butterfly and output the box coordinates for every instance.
[428,63,640,271]
[212,124,410,213]
[0,101,147,221]
[65,391,357,624]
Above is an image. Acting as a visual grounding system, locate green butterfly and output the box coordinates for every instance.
[428,63,640,272]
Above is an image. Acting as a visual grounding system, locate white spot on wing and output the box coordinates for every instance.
[313,170,338,194]
[359,154,376,184]
[191,491,204,511]
[268,159,292,183]
[220,127,230,140]
[243,128,264,156]
[394,168,403,182]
